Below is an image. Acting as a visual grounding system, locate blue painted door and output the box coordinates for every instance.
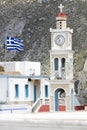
[34,85,36,102]
[55,90,59,111]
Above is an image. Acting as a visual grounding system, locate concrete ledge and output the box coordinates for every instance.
[0,112,87,130]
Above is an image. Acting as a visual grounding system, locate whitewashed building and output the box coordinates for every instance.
[0,61,50,113]
[0,61,41,76]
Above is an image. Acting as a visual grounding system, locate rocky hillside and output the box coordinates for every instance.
[0,0,87,102]
[75,63,87,104]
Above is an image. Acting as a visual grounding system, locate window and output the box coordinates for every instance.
[54,58,59,71]
[25,84,29,98]
[15,84,19,98]
[61,58,65,68]
[59,21,62,29]
[45,85,48,98]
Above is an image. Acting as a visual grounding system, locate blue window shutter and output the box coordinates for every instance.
[15,84,19,98]
[25,84,29,98]
[45,85,48,98]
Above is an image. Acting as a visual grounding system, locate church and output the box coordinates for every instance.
[49,4,74,111]
[0,4,81,113]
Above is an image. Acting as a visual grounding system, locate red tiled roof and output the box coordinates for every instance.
[56,12,67,18]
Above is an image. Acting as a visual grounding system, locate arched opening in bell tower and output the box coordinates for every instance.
[54,88,66,111]
[61,58,66,79]
[61,58,65,68]
[54,58,59,71]
[54,58,59,78]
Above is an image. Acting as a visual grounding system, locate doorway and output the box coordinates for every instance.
[34,80,40,103]
[55,88,66,111]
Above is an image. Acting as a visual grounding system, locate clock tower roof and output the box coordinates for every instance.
[56,12,67,18]
[56,4,67,20]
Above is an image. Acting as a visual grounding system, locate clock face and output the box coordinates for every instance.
[55,35,65,46]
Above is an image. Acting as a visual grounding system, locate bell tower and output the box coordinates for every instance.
[49,4,74,111]
[56,4,67,29]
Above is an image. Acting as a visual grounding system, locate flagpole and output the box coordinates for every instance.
[5,42,6,62]
[4,35,7,68]
[5,35,9,102]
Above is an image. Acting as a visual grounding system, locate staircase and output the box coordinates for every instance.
[31,98,43,112]
[38,105,49,112]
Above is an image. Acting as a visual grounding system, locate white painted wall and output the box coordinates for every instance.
[0,75,50,104]
[0,76,7,102]
[9,77,30,102]
[0,61,41,76]
[28,81,34,101]
[40,79,50,104]
[8,77,50,103]
[24,61,41,76]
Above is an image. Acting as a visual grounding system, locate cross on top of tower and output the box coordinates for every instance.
[58,4,64,13]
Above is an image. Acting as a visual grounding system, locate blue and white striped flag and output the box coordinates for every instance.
[6,36,23,51]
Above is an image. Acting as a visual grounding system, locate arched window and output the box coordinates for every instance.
[54,58,59,71]
[61,58,65,68]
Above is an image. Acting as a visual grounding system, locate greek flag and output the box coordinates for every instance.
[6,36,23,51]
